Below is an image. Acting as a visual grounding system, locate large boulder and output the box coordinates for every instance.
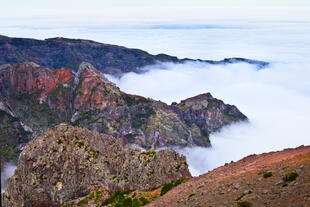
[1,124,190,207]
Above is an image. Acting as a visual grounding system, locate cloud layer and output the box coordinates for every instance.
[107,60,310,176]
[1,163,17,193]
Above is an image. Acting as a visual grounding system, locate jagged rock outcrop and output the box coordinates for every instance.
[0,35,269,75]
[0,62,247,155]
[174,93,247,135]
[1,124,190,207]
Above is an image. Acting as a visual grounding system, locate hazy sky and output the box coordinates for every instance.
[2,0,310,9]
[1,0,310,29]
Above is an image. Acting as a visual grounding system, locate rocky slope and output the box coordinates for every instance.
[0,62,247,165]
[0,109,31,166]
[1,124,191,207]
[148,145,310,207]
[0,35,269,75]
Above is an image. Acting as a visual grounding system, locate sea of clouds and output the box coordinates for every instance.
[107,60,310,176]
[102,21,310,176]
[1,21,310,192]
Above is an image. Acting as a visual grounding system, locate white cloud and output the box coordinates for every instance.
[1,162,16,193]
[107,60,310,176]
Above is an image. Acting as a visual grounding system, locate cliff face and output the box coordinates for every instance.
[0,35,269,75]
[174,93,247,136]
[0,62,247,163]
[1,124,191,207]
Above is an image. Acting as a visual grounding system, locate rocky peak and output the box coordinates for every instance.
[77,62,118,90]
[179,93,214,110]
[73,62,122,112]
[174,93,247,136]
[1,125,191,207]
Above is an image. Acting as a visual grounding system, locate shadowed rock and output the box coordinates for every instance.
[0,35,269,76]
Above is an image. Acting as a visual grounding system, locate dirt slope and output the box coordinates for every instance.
[148,145,310,207]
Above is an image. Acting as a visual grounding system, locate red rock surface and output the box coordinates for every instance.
[73,62,124,111]
[0,62,72,101]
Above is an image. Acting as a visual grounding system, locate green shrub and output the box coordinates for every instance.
[188,193,195,198]
[160,178,187,196]
[56,138,63,144]
[237,200,252,207]
[139,197,149,205]
[101,190,148,207]
[0,146,14,160]
[76,141,84,148]
[283,172,299,182]
[263,172,273,178]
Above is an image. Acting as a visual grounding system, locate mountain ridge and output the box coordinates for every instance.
[0,35,269,76]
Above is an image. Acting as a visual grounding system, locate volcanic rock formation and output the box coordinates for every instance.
[0,62,247,165]
[1,124,190,206]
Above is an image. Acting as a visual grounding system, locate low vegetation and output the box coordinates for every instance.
[283,172,299,182]
[237,200,252,207]
[101,190,149,207]
[263,172,273,178]
[160,178,188,196]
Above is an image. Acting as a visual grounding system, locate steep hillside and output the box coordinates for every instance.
[0,35,269,75]
[0,62,247,165]
[148,145,310,207]
[0,109,31,166]
[1,124,191,206]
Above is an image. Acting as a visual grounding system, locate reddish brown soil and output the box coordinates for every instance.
[148,145,310,207]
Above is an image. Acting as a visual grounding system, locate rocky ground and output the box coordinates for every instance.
[148,145,310,207]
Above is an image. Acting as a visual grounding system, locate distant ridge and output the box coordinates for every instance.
[0,35,269,76]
